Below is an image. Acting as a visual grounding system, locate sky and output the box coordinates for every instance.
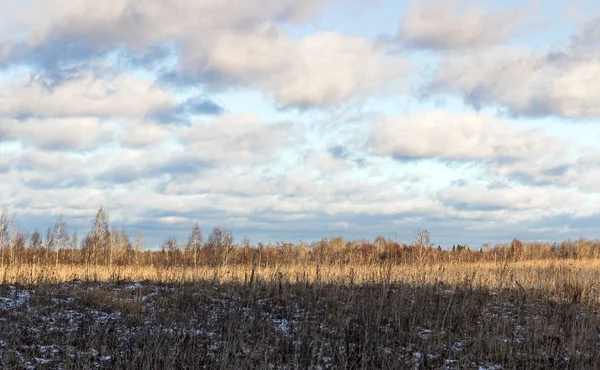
[2,0,600,248]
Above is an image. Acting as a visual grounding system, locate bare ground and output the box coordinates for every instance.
[0,277,598,369]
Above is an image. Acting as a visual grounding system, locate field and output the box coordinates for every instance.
[2,210,600,368]
[1,259,600,369]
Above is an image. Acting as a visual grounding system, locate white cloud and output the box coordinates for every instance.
[488,149,600,195]
[21,0,329,48]
[15,150,77,171]
[5,148,93,190]
[163,169,282,197]
[180,114,296,165]
[368,111,560,161]
[118,121,172,148]
[0,151,13,173]
[2,0,600,246]
[397,0,526,50]
[429,48,600,118]
[0,117,113,150]
[183,30,409,107]
[0,73,175,118]
[2,0,406,108]
[438,183,587,214]
[367,111,600,199]
[307,153,347,174]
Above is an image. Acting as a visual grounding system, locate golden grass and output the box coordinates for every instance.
[5,259,600,305]
[1,258,600,368]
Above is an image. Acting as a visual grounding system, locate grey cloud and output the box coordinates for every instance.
[443,201,506,212]
[98,155,211,185]
[149,157,211,178]
[9,149,93,190]
[185,97,224,116]
[503,172,558,187]
[157,69,227,89]
[544,165,570,177]
[451,179,468,187]
[67,208,593,249]
[572,16,600,49]
[4,152,598,249]
[148,107,187,125]
[491,152,600,194]
[0,158,10,174]
[116,44,175,70]
[328,145,351,160]
[7,41,107,83]
[22,176,88,190]
[132,209,437,247]
[354,158,367,168]
[391,154,427,162]
[437,183,586,214]
[98,165,147,184]
[148,95,224,124]
[486,180,509,190]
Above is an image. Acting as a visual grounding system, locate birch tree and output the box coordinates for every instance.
[186,223,203,270]
[52,216,69,266]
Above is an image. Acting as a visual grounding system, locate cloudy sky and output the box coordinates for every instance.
[2,0,600,248]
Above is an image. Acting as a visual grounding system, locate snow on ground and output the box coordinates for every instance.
[0,281,594,368]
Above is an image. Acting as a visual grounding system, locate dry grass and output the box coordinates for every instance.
[3,259,600,304]
[0,259,599,368]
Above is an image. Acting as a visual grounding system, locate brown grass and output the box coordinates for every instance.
[3,258,600,303]
[0,259,599,369]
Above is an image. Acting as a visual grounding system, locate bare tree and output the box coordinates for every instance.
[13,231,27,265]
[414,228,433,263]
[8,212,18,266]
[91,207,110,266]
[70,230,78,265]
[208,226,234,266]
[45,227,53,265]
[30,229,42,265]
[161,237,179,267]
[414,228,433,249]
[134,232,145,266]
[111,227,132,266]
[0,209,8,266]
[186,223,203,270]
[52,216,69,266]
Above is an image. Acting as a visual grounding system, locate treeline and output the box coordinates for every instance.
[1,207,600,267]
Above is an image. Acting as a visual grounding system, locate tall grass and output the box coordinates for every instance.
[0,259,599,368]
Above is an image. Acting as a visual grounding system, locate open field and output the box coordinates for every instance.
[3,209,600,368]
[1,259,600,369]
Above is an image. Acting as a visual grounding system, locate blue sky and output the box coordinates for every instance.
[2,0,600,248]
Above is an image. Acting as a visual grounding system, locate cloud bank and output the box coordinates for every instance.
[0,0,599,247]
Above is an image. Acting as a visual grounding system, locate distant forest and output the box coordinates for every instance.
[0,207,598,267]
